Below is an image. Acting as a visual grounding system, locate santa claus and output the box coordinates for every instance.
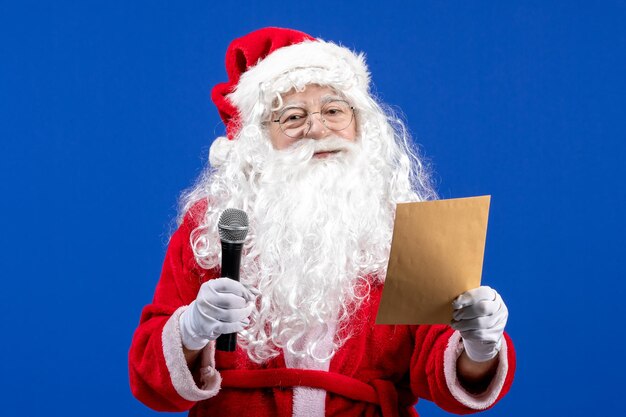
[129,27,515,417]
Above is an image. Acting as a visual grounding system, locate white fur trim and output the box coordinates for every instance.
[162,306,221,401]
[443,330,509,410]
[284,321,336,417]
[229,40,370,124]
[209,136,233,168]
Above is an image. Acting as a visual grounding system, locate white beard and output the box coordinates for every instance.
[237,137,396,363]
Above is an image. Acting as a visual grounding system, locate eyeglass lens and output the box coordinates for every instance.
[278,100,353,138]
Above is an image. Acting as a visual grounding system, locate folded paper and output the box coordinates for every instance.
[376,196,491,324]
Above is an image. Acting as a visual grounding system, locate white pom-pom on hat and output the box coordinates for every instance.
[209,136,233,168]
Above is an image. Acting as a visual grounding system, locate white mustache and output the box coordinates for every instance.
[284,137,359,158]
[311,138,354,154]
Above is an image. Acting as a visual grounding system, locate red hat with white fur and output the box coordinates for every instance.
[212,27,313,139]
[211,27,370,140]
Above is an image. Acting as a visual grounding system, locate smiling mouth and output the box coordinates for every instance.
[313,150,341,159]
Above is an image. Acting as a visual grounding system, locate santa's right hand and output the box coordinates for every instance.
[179,278,258,350]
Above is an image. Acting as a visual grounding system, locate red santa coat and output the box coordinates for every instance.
[129,203,516,416]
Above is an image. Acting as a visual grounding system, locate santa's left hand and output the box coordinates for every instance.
[451,286,508,363]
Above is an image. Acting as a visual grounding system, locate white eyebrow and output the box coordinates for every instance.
[281,101,306,109]
[282,94,346,108]
[320,94,345,104]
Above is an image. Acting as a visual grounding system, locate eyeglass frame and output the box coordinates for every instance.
[269,99,356,139]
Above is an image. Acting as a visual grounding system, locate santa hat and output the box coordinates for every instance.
[209,27,371,167]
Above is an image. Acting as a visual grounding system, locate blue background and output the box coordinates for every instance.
[1,1,624,415]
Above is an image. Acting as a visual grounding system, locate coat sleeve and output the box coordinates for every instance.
[128,201,222,411]
[409,325,516,415]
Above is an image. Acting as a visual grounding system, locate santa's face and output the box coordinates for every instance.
[267,85,358,156]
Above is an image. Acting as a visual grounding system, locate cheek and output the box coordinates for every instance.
[341,121,358,142]
[269,126,292,150]
[272,135,298,150]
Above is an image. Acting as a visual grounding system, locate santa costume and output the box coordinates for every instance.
[128,27,516,417]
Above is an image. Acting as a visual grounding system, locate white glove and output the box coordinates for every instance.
[451,286,508,362]
[179,278,259,351]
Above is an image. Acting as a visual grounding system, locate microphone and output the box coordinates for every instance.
[215,208,249,352]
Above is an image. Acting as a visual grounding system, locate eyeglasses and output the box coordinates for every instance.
[271,99,355,138]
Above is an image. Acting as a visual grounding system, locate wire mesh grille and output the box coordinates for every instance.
[218,208,249,243]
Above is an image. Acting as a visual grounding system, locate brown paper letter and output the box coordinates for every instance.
[376,195,490,324]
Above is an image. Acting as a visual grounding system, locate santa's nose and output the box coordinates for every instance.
[305,113,329,139]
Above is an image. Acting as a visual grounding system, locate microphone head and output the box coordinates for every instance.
[218,208,249,243]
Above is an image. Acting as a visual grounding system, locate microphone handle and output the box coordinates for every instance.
[216,241,243,352]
